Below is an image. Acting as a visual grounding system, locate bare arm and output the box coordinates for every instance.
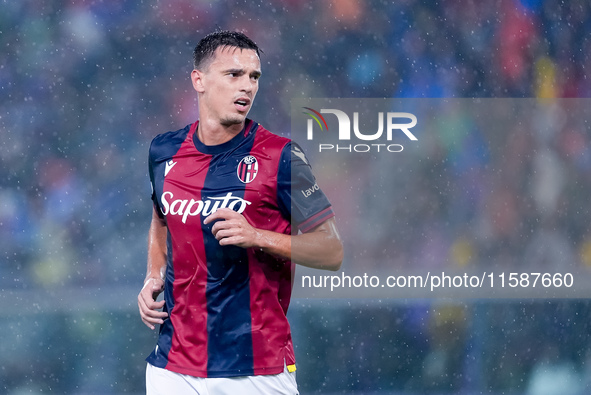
[137,207,169,330]
[204,208,343,271]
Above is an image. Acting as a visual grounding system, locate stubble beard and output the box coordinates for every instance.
[220,113,246,127]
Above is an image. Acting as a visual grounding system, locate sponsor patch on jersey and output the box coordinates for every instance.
[237,155,258,183]
[160,191,251,223]
[301,183,320,198]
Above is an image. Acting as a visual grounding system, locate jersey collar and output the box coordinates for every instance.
[192,119,257,155]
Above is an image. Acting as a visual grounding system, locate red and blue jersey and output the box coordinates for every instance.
[146,119,334,378]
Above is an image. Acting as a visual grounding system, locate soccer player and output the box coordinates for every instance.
[137,31,343,394]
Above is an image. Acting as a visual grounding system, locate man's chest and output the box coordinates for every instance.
[157,148,279,227]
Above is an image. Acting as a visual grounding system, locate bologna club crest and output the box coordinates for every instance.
[237,155,258,183]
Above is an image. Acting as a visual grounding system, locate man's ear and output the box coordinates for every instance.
[191,69,205,93]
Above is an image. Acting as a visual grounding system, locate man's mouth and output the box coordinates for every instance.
[234,98,250,111]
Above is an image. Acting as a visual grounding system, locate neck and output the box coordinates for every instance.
[197,118,245,146]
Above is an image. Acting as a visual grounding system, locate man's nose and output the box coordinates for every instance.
[240,76,256,92]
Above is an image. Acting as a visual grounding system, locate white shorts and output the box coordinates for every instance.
[146,363,299,395]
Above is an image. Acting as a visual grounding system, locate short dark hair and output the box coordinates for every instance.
[193,30,261,70]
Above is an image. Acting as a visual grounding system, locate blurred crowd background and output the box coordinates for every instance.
[2,0,591,394]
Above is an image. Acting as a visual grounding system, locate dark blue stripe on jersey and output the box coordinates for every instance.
[200,122,258,377]
[145,126,189,369]
[276,143,292,220]
[147,231,176,367]
[149,125,191,214]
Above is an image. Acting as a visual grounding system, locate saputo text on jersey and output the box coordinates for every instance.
[160,191,251,223]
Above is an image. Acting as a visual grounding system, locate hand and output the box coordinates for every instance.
[203,208,261,248]
[138,277,168,330]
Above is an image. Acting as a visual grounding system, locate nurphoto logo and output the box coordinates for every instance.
[303,107,418,153]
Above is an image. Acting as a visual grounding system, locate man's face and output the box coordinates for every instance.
[193,46,261,127]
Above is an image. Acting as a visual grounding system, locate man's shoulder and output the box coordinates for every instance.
[151,124,192,146]
[149,124,193,158]
[252,122,291,150]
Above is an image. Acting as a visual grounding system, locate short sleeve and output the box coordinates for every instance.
[148,138,165,218]
[277,142,335,233]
